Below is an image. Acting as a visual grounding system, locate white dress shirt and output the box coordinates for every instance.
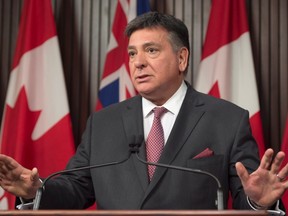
[142,81,187,145]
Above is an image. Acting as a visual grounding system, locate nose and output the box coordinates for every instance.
[134,52,147,70]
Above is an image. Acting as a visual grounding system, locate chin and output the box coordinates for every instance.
[135,85,151,94]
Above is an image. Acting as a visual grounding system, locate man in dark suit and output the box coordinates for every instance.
[0,12,287,212]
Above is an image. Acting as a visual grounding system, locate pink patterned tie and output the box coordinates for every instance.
[146,107,167,181]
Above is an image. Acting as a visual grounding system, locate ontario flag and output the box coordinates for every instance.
[95,0,150,110]
[281,116,288,210]
[195,0,266,157]
[0,0,75,209]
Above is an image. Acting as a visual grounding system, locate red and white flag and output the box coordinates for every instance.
[281,116,288,209]
[195,0,266,157]
[0,0,75,209]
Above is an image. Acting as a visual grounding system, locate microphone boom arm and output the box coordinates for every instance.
[33,156,131,210]
[130,143,224,210]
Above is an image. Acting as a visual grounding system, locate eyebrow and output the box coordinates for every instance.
[128,42,160,50]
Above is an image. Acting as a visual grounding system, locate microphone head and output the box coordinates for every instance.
[129,135,143,153]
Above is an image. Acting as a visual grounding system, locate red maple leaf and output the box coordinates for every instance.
[1,87,75,176]
[1,87,41,168]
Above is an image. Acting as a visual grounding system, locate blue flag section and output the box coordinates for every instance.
[137,0,150,15]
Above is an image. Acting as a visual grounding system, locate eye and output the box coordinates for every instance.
[146,46,160,58]
[128,50,136,58]
[147,47,157,54]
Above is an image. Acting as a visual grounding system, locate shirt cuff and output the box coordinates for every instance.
[16,178,43,210]
[247,196,285,216]
[16,197,34,210]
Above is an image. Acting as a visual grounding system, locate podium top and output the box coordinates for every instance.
[0,210,268,216]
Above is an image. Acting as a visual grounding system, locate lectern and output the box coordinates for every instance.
[0,210,268,216]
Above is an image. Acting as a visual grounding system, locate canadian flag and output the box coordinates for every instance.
[0,0,75,209]
[280,116,288,210]
[195,0,266,157]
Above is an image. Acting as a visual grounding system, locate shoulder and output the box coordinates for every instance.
[90,95,142,119]
[188,87,247,113]
[184,87,249,125]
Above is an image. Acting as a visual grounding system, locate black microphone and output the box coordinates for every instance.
[33,151,132,210]
[129,135,224,210]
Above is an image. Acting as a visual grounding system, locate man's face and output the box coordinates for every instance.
[128,27,188,105]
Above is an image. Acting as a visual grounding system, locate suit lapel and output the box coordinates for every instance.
[160,88,205,166]
[140,87,206,205]
[122,96,149,191]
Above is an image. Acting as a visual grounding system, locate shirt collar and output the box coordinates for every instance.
[142,81,187,118]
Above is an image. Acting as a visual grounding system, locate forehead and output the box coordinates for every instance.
[128,27,170,47]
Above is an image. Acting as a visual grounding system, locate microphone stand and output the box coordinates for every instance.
[33,157,130,210]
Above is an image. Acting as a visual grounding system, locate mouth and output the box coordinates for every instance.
[136,74,151,83]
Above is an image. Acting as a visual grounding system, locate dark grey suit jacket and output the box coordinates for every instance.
[40,85,260,210]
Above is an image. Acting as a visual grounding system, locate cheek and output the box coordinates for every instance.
[161,60,178,75]
[128,64,135,76]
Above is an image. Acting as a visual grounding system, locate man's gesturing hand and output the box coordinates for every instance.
[0,154,41,199]
[236,148,288,208]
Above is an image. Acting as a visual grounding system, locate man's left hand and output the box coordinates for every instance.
[236,148,288,208]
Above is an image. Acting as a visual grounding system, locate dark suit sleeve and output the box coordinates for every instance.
[39,115,96,209]
[228,110,260,209]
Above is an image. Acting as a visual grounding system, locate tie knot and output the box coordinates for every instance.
[153,107,167,119]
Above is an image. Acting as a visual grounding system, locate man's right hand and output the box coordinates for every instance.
[0,154,41,199]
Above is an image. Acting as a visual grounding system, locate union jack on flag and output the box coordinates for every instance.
[96,0,150,110]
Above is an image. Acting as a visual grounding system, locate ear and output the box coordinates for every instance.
[178,47,189,72]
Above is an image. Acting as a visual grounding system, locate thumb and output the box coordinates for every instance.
[236,162,249,184]
[30,167,40,184]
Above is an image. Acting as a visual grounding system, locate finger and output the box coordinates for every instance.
[0,162,6,174]
[0,154,21,170]
[259,148,274,170]
[236,162,250,184]
[31,168,42,189]
[5,158,20,170]
[0,178,12,187]
[277,162,288,182]
[0,155,14,166]
[30,168,39,182]
[0,163,9,175]
[270,151,285,174]
[0,158,18,174]
[0,173,6,180]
